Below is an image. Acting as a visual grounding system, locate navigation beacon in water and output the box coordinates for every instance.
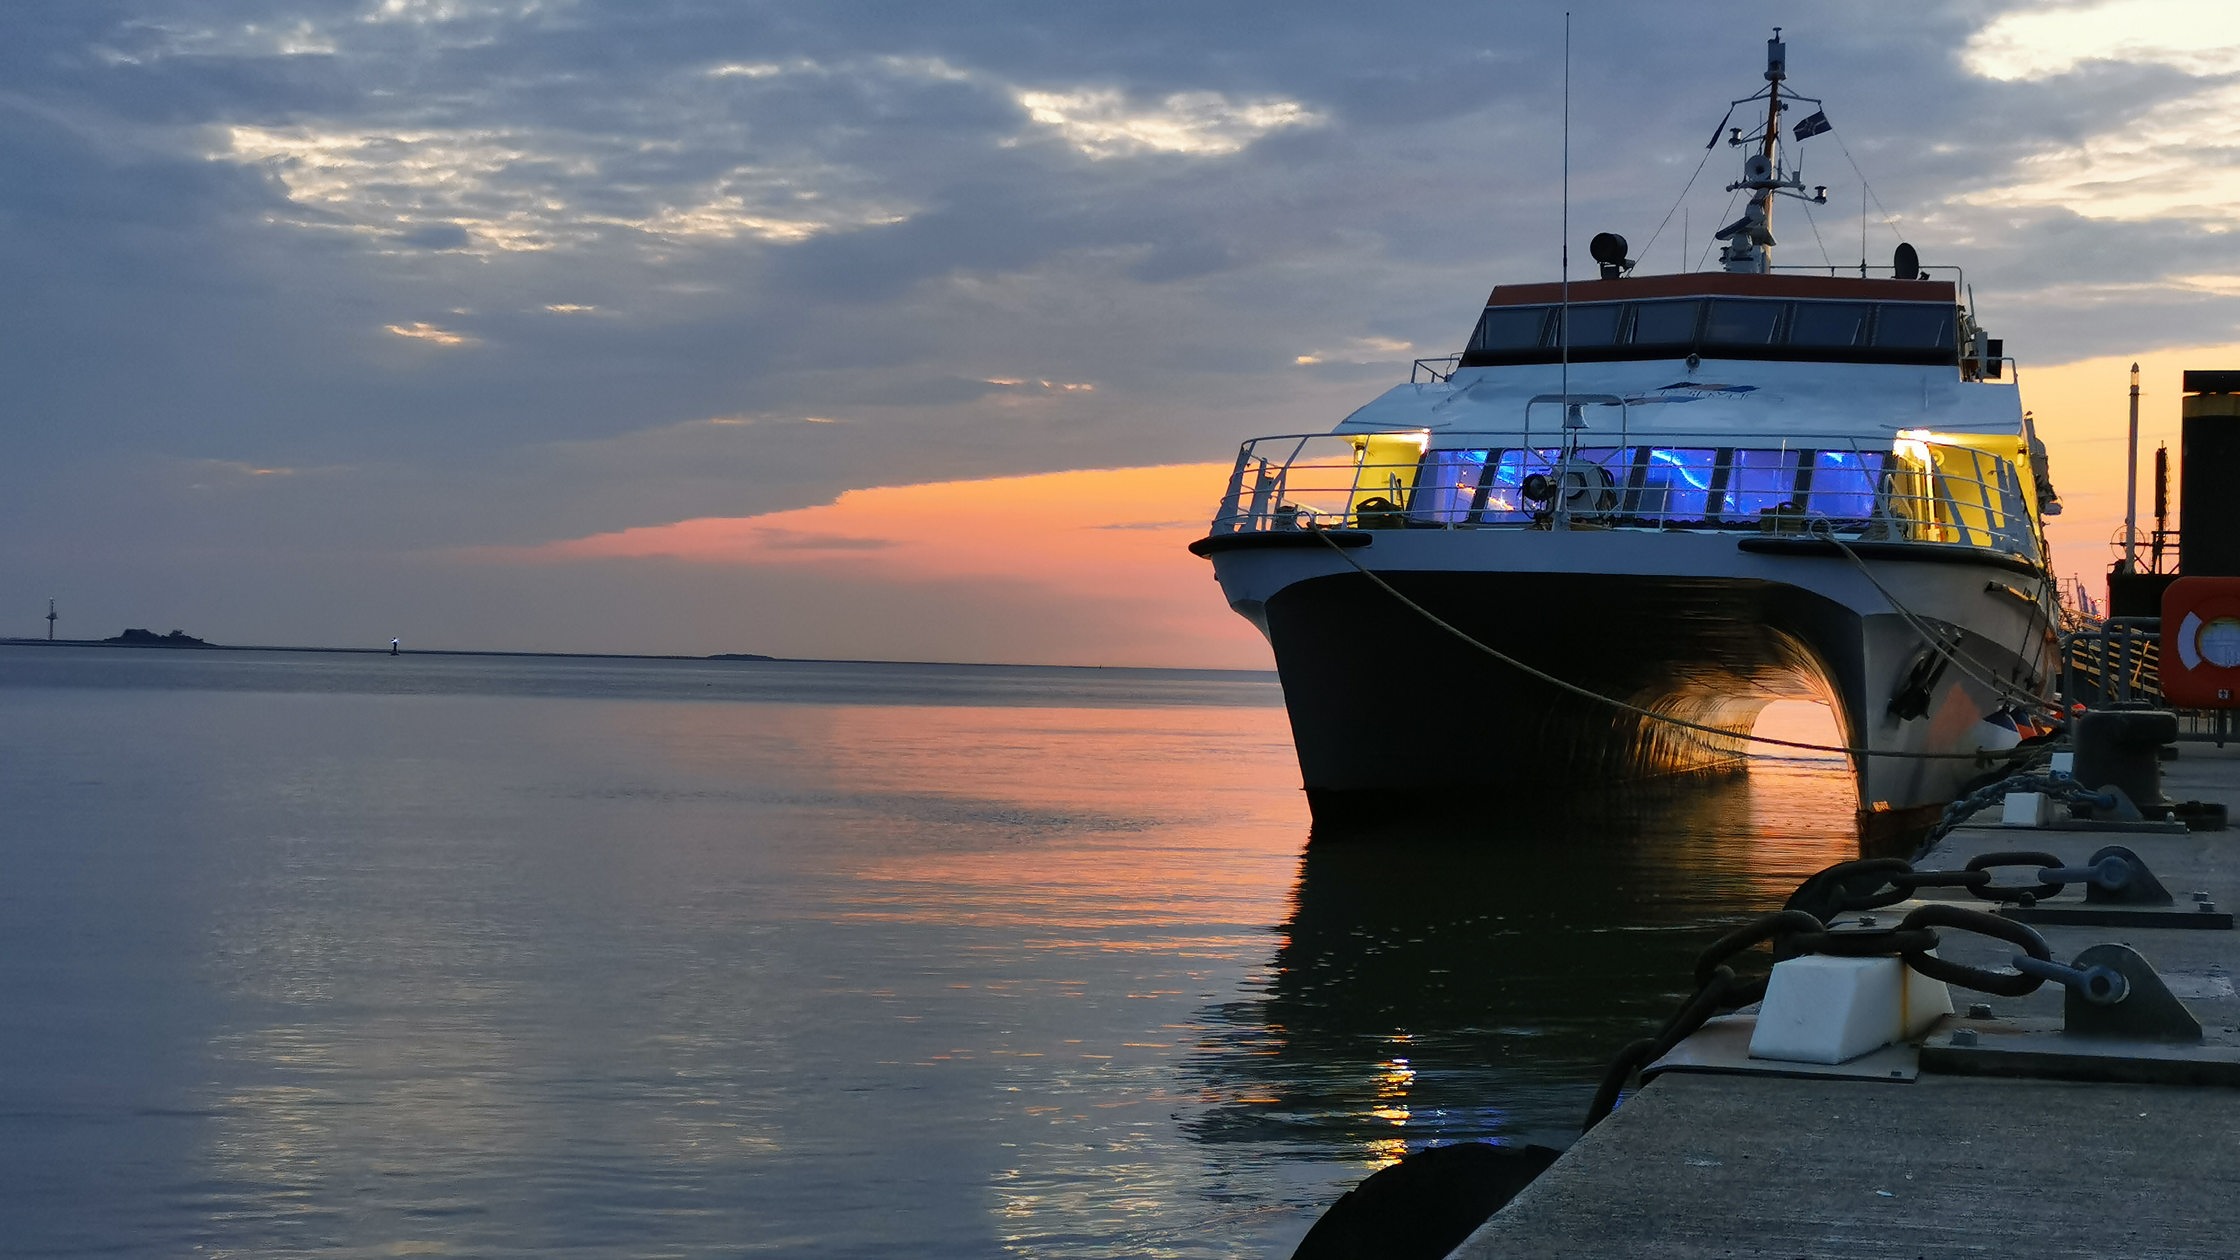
[1191,31,2063,829]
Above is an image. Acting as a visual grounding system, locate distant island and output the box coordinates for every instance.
[3,631,784,662]
[103,628,212,648]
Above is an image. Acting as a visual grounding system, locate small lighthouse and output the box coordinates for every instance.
[46,599,57,641]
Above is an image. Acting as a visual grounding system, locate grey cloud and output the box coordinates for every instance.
[2,0,2226,653]
[395,223,474,250]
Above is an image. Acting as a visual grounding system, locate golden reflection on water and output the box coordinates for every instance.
[169,680,1867,1258]
[565,693,1326,1254]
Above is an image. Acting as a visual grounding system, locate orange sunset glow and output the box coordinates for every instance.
[465,463,1277,668]
[459,346,2224,671]
[2022,345,2240,596]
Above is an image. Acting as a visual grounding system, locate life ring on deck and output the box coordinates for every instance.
[2160,577,2240,708]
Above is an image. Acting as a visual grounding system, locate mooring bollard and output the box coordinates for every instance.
[2071,709,2179,818]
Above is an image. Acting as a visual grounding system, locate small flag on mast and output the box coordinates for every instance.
[1792,110,1831,141]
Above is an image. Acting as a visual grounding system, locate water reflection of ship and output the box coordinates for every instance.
[1180,777,1858,1160]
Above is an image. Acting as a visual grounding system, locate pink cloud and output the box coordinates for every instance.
[458,464,1274,667]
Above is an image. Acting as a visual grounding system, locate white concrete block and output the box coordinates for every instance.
[1748,953,1954,1065]
[2001,791,2052,827]
[2049,751,2075,776]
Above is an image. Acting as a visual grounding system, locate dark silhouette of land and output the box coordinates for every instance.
[0,632,773,663]
[103,628,212,648]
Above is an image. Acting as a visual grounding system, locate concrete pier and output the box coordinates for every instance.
[1455,743,2240,1259]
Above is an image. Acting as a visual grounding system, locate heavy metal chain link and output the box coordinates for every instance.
[1584,858,2058,1132]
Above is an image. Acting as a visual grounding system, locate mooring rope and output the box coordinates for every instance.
[1308,528,2010,763]
[1805,520,2064,717]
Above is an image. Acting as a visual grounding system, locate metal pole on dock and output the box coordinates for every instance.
[2125,362,2142,572]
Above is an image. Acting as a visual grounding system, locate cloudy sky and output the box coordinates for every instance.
[5,0,2236,666]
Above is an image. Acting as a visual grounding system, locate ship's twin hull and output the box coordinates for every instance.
[1204,529,2055,828]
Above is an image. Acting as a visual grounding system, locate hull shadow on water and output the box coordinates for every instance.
[1181,772,1861,1160]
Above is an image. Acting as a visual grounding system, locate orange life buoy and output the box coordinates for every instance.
[2160,576,2240,708]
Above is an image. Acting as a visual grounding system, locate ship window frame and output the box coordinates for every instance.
[1870,302,1957,350]
[1549,302,1628,349]
[1787,299,1872,349]
[1414,444,1907,531]
[1701,299,1786,349]
[1469,305,1555,355]
[1626,299,1705,349]
[1454,294,1961,368]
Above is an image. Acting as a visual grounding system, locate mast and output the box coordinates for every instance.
[1716,28,1824,274]
[1758,29,1784,256]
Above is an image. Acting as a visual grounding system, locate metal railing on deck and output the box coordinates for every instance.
[1412,356,1461,384]
[2057,617,2234,744]
[1210,428,2043,566]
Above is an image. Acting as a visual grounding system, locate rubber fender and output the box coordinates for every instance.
[1290,1141,1562,1260]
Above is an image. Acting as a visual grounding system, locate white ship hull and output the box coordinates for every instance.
[1199,526,2057,827]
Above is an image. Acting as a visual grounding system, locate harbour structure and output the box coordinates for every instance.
[1192,31,2059,826]
[1445,738,2240,1259]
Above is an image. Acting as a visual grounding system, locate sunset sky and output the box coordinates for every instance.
[6,1,2238,668]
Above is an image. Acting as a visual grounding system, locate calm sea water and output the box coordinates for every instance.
[0,647,1859,1257]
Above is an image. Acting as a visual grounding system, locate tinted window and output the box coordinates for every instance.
[1473,306,1550,351]
[1727,448,1803,516]
[1804,450,1886,518]
[1874,303,1955,348]
[1412,448,1491,524]
[1554,304,1625,347]
[1790,302,1870,347]
[1630,300,1703,345]
[1703,300,1782,345]
[1479,447,1626,516]
[1636,447,1716,517]
[1481,448,1561,517]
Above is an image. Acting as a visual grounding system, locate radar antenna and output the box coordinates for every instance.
[1716,28,1830,273]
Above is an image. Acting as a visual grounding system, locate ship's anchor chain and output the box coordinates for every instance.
[1576,851,2174,1132]
[1780,846,2166,920]
[1910,773,2116,859]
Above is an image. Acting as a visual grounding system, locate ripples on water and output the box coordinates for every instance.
[0,649,1857,1257]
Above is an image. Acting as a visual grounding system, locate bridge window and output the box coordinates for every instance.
[1790,301,1870,347]
[1553,304,1625,347]
[1471,306,1551,352]
[1629,300,1703,346]
[1459,296,1959,366]
[1704,299,1783,347]
[1873,303,1955,349]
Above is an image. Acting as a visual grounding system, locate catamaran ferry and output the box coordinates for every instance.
[1191,31,2061,829]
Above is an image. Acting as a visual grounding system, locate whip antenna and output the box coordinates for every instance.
[1559,11,1571,404]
